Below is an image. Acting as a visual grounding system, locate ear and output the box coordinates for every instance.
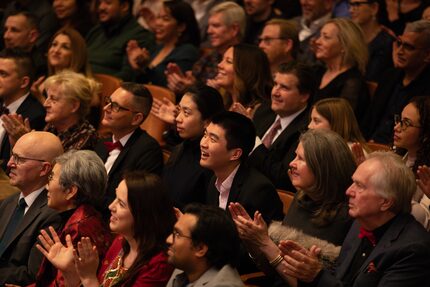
[380,197,394,212]
[193,242,209,259]
[20,76,30,90]
[229,148,242,161]
[65,185,78,201]
[71,100,81,114]
[40,162,53,177]
[300,92,310,104]
[230,23,240,40]
[28,29,39,46]
[284,39,293,55]
[131,112,145,126]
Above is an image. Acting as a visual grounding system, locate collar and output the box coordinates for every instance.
[20,186,45,209]
[5,93,29,114]
[113,130,134,147]
[215,164,240,194]
[277,106,307,130]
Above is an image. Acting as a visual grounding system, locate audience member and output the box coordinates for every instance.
[350,0,395,82]
[86,0,155,81]
[29,150,112,286]
[249,62,315,191]
[52,0,94,37]
[37,171,176,287]
[313,18,370,123]
[127,0,200,87]
[279,152,430,286]
[0,131,63,285]
[3,70,100,152]
[230,129,355,284]
[163,85,225,209]
[166,203,243,287]
[243,0,283,45]
[132,0,163,31]
[209,43,273,112]
[201,111,283,223]
[294,0,334,64]
[258,19,299,75]
[393,96,430,229]
[0,49,45,171]
[166,2,245,95]
[384,0,427,35]
[185,0,224,43]
[423,5,430,20]
[364,20,430,143]
[2,11,47,77]
[94,83,163,216]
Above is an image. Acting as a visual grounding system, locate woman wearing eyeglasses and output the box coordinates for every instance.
[2,70,99,151]
[349,0,395,82]
[394,96,430,230]
[36,171,176,287]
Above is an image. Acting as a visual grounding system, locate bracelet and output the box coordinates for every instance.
[269,254,284,268]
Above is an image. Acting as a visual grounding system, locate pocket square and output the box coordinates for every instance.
[366,261,377,273]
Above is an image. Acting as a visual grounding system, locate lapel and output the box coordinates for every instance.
[271,107,309,149]
[3,190,47,250]
[108,129,141,176]
[0,194,20,238]
[226,164,247,204]
[192,267,218,287]
[336,221,362,278]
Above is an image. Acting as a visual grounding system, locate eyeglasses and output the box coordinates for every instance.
[10,152,46,165]
[104,97,137,113]
[348,1,371,7]
[172,229,192,242]
[258,37,287,45]
[394,114,421,131]
[394,37,426,52]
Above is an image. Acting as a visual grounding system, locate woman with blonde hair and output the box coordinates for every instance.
[314,18,370,123]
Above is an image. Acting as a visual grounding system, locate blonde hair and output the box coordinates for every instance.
[44,70,100,118]
[326,18,368,74]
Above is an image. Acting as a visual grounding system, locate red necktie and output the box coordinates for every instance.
[104,141,123,152]
[262,119,281,148]
[358,226,376,247]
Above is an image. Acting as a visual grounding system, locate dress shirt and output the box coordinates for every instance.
[20,186,44,214]
[215,164,240,210]
[104,131,133,173]
[0,94,29,151]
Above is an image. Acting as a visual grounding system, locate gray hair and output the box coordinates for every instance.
[404,20,430,49]
[209,2,246,41]
[54,150,107,207]
[366,151,416,214]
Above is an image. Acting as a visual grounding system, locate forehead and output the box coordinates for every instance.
[402,102,419,119]
[354,159,379,183]
[111,87,134,105]
[262,24,281,36]
[116,180,129,200]
[321,23,339,35]
[209,12,226,25]
[5,15,30,29]
[400,31,423,45]
[52,163,62,176]
[175,213,198,233]
[207,122,227,140]
[0,58,18,73]
[274,72,299,86]
[179,94,198,109]
[53,33,71,43]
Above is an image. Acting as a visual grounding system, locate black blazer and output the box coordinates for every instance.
[206,164,283,223]
[1,95,46,171]
[0,190,61,285]
[315,214,430,286]
[95,128,163,209]
[249,104,309,191]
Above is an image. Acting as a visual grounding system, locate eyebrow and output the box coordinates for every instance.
[208,131,220,141]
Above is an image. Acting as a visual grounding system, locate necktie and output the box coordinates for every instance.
[262,119,282,148]
[0,198,27,257]
[104,141,123,152]
[358,226,376,247]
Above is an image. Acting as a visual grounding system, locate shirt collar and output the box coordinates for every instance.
[215,164,240,193]
[113,130,134,147]
[5,93,29,114]
[20,186,45,209]
[278,106,307,130]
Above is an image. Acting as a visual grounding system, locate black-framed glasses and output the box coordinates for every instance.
[10,152,46,165]
[394,114,421,131]
[104,97,137,113]
[172,229,192,242]
[348,1,371,7]
[394,37,425,52]
[258,37,287,45]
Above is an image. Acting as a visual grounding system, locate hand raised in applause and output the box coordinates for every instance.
[127,40,151,70]
[151,97,178,124]
[1,114,31,147]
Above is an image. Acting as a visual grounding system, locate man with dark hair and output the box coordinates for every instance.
[201,111,283,223]
[86,0,154,81]
[166,203,243,286]
[94,82,162,216]
[249,61,314,191]
[0,49,45,171]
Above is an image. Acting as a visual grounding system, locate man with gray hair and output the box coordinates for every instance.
[0,131,63,285]
[277,151,430,286]
[364,20,430,143]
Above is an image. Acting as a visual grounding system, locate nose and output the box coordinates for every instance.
[166,233,173,245]
[289,156,298,169]
[108,199,115,211]
[393,120,401,132]
[308,122,314,129]
[200,136,208,149]
[6,157,16,168]
[175,112,183,123]
[43,98,50,108]
[345,183,355,197]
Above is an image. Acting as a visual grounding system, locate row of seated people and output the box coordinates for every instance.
[1,50,430,284]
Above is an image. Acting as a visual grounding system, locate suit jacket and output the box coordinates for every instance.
[167,265,244,287]
[1,95,46,171]
[0,190,61,285]
[95,129,163,210]
[249,104,309,191]
[206,164,283,223]
[312,214,430,287]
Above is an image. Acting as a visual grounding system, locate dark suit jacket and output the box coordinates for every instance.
[0,190,61,285]
[312,214,430,287]
[206,164,283,223]
[95,128,163,210]
[1,95,46,171]
[249,104,309,191]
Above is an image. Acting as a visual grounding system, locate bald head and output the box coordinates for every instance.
[16,132,64,162]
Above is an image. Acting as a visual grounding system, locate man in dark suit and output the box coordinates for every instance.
[0,49,46,171]
[249,62,315,191]
[0,131,63,285]
[279,152,430,286]
[201,111,283,223]
[95,83,163,214]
